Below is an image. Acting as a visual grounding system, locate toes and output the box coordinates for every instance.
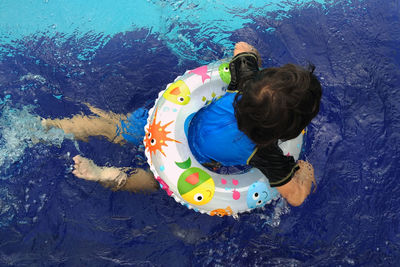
[72,163,89,179]
[72,155,81,163]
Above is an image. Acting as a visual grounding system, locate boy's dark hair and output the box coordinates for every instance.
[234,63,322,147]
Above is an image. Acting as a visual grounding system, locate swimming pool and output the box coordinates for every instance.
[0,0,399,265]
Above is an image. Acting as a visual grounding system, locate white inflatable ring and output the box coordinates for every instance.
[144,60,304,217]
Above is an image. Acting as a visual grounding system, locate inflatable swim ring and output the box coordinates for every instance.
[144,60,304,217]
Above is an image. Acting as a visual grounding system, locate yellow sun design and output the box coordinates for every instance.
[144,108,181,159]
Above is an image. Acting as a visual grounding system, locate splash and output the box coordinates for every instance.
[0,105,80,228]
[0,105,77,169]
[251,198,291,228]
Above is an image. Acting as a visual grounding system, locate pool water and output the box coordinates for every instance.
[0,0,399,266]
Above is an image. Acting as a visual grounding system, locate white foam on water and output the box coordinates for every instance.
[0,105,77,169]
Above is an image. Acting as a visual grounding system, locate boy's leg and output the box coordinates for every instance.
[72,155,159,193]
[120,168,159,193]
[42,104,127,144]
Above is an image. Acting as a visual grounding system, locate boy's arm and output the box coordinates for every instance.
[248,145,316,206]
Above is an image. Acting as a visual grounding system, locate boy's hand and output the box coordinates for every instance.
[233,42,262,67]
[233,42,255,55]
[276,160,316,206]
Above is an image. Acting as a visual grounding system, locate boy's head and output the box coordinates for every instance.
[234,63,322,146]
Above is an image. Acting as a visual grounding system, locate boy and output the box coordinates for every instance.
[44,42,320,206]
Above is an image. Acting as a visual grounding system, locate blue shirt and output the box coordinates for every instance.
[188,92,256,166]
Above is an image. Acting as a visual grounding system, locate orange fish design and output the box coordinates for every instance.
[210,206,233,217]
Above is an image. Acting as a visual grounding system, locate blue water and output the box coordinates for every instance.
[0,0,399,266]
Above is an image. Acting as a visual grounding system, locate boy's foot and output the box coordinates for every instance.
[72,155,127,189]
[41,118,51,130]
[72,155,103,181]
